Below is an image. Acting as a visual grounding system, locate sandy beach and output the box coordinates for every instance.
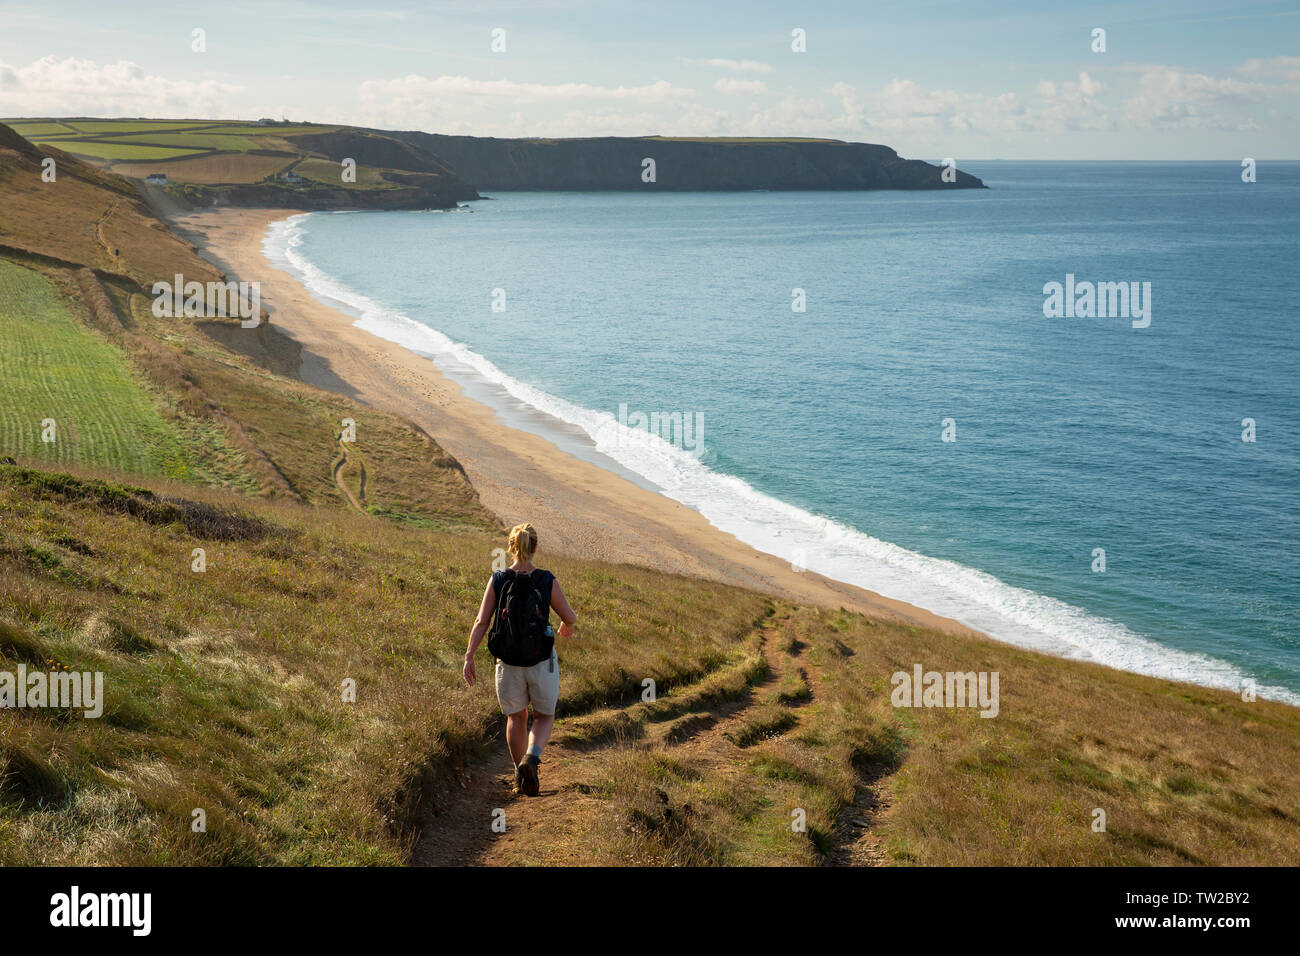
[169,206,981,638]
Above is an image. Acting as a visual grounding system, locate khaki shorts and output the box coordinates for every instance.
[495,649,559,716]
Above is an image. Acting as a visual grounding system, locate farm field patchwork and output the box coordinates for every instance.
[1,118,472,205]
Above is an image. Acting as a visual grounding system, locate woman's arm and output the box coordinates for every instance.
[463,579,497,685]
[551,578,577,638]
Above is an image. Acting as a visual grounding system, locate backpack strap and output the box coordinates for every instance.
[493,568,516,598]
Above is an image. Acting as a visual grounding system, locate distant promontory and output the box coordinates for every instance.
[388,132,987,192]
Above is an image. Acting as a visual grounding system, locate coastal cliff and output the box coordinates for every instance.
[187,129,481,211]
[387,132,987,192]
[4,120,984,209]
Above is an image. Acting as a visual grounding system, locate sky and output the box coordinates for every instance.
[0,0,1297,159]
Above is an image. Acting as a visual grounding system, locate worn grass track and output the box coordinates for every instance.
[415,611,901,867]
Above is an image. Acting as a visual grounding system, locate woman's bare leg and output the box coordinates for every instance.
[527,712,555,754]
[506,709,529,765]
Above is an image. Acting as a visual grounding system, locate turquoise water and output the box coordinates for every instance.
[266,162,1300,703]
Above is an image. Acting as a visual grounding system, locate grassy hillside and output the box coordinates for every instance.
[0,464,769,864]
[5,463,1298,866]
[0,125,225,285]
[1,121,1297,866]
[0,259,198,476]
[471,605,1300,866]
[0,118,478,209]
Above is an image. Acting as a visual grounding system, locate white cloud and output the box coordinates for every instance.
[368,74,691,102]
[1237,55,1300,87]
[829,78,1033,136]
[1076,71,1103,97]
[1122,67,1266,129]
[359,74,691,107]
[355,74,696,134]
[713,78,769,96]
[0,55,244,118]
[736,95,838,137]
[556,104,732,137]
[701,58,773,74]
[1033,71,1109,130]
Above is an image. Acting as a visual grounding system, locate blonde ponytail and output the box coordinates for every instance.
[507,522,538,560]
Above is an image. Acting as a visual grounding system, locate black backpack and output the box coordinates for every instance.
[487,569,554,666]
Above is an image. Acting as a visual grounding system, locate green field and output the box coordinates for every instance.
[0,259,194,477]
[4,121,76,137]
[294,156,390,187]
[62,120,219,134]
[114,132,267,152]
[200,124,327,135]
[30,140,205,161]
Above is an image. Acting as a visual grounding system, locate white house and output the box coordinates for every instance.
[145,173,168,185]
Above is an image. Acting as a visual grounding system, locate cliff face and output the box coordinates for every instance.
[387,133,987,192]
[184,179,477,212]
[282,129,481,208]
[289,130,468,180]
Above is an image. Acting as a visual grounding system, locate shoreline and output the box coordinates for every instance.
[170,206,981,638]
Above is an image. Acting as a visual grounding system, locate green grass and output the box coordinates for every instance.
[0,464,773,864]
[62,121,222,134]
[4,121,76,137]
[199,124,333,136]
[31,140,205,161]
[118,133,265,152]
[293,157,392,188]
[0,259,194,478]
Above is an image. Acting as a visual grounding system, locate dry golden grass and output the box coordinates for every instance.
[0,142,223,287]
[460,607,1300,867]
[0,464,776,864]
[825,609,1300,865]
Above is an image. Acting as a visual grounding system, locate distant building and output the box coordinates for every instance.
[255,118,276,126]
[145,173,168,185]
[278,170,305,184]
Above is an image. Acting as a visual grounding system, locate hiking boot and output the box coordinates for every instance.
[513,763,524,795]
[519,754,540,797]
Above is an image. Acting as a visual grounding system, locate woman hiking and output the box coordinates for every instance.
[463,523,577,797]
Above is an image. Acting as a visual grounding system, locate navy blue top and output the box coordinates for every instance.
[491,568,555,617]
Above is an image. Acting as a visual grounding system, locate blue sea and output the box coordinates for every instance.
[264,162,1300,704]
